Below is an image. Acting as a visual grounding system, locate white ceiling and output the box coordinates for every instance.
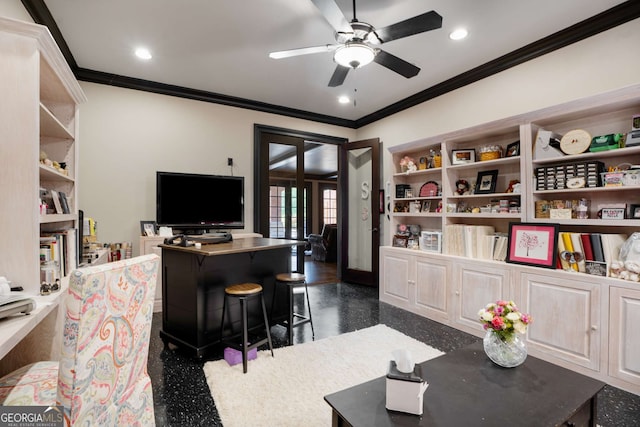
[39,0,631,125]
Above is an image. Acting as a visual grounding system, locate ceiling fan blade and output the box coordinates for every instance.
[328,65,350,87]
[373,11,443,43]
[373,49,420,78]
[269,44,340,59]
[310,0,353,34]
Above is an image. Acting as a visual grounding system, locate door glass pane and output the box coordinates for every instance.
[322,188,337,225]
[347,147,372,272]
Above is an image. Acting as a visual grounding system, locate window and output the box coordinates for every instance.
[320,184,337,226]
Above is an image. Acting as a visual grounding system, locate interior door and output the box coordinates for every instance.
[339,138,380,286]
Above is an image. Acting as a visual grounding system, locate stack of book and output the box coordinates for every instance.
[40,229,77,283]
[444,224,501,260]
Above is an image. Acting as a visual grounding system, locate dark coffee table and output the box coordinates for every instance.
[324,342,604,426]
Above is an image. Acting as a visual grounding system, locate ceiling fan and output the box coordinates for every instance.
[269,0,443,87]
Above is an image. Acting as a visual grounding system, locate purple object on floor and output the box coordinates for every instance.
[224,347,257,366]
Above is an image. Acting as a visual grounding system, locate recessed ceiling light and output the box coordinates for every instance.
[338,95,350,104]
[135,47,152,60]
[449,28,468,41]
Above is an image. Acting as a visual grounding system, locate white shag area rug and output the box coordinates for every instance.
[203,324,444,427]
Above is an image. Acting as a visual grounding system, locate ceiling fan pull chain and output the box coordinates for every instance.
[352,0,357,22]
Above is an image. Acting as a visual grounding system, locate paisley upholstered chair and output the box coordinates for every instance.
[0,254,159,426]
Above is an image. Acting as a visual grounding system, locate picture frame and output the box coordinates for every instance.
[421,200,431,212]
[392,235,409,248]
[451,149,475,165]
[140,220,157,236]
[630,204,640,219]
[474,169,499,194]
[599,207,626,220]
[505,141,520,157]
[506,222,559,269]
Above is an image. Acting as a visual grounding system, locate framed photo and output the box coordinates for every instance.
[506,222,559,269]
[421,200,431,212]
[392,235,409,248]
[505,141,520,157]
[451,149,475,165]
[140,220,157,236]
[630,204,640,219]
[474,169,499,194]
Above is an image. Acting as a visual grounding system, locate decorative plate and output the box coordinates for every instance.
[560,129,591,155]
[419,181,439,197]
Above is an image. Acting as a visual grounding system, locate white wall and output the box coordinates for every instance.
[77,83,356,254]
[356,18,640,242]
[0,0,33,22]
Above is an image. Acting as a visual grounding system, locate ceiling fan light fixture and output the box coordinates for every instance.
[334,42,375,69]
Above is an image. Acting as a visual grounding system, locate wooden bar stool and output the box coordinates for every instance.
[220,283,274,373]
[271,272,315,345]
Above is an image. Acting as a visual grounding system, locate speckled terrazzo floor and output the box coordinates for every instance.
[147,282,640,426]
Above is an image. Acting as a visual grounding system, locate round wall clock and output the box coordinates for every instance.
[560,129,591,155]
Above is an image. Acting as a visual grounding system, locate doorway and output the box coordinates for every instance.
[254,125,346,279]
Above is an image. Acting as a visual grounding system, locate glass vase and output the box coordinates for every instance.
[483,330,527,368]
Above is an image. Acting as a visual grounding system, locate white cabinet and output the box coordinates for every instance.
[140,236,165,312]
[609,285,640,391]
[381,84,640,395]
[0,17,85,295]
[520,271,601,372]
[453,260,513,335]
[380,248,451,323]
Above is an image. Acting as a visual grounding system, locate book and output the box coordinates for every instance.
[580,234,594,261]
[570,232,586,272]
[590,233,605,263]
[557,234,570,271]
[58,191,71,214]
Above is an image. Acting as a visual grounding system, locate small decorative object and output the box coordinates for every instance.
[400,156,416,173]
[455,179,470,195]
[478,145,502,161]
[418,156,428,170]
[474,169,498,194]
[451,149,475,165]
[598,207,626,220]
[419,181,439,197]
[478,300,532,368]
[431,149,442,168]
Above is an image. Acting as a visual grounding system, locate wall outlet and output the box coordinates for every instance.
[227,157,233,166]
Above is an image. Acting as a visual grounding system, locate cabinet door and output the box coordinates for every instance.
[414,256,450,322]
[609,286,640,391]
[521,272,600,371]
[380,249,412,309]
[454,261,511,334]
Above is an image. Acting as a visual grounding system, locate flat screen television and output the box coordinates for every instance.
[156,171,244,231]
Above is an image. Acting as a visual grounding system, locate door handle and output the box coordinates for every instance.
[372,228,378,232]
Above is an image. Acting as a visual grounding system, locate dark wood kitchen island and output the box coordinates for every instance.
[160,237,302,358]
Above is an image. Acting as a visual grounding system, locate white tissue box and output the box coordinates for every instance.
[385,361,428,416]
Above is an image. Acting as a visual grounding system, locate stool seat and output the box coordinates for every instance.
[221,282,273,373]
[225,283,263,295]
[275,272,306,283]
[272,272,314,345]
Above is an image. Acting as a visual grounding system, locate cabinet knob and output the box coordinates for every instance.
[591,325,597,331]
[455,291,460,296]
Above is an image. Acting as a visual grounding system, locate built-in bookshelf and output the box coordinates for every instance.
[382,84,640,395]
[0,17,86,295]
